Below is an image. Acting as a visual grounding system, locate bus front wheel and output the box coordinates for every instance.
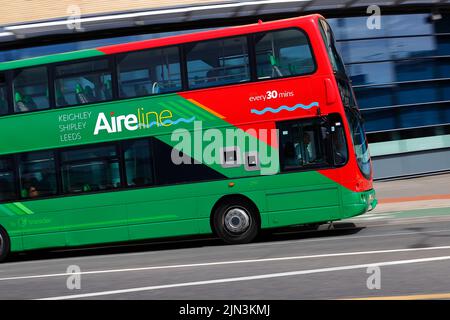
[213,200,259,244]
[0,227,10,263]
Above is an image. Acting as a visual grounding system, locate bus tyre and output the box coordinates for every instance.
[213,201,259,244]
[0,227,10,263]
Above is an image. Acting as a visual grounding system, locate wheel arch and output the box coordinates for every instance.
[209,193,261,236]
[0,223,11,262]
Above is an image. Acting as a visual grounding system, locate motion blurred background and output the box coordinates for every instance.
[1,0,449,180]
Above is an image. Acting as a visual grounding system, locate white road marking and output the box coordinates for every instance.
[5,226,450,269]
[245,228,450,247]
[39,255,450,300]
[3,245,450,282]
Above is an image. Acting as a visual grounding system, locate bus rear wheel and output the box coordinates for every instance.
[213,200,259,244]
[0,227,10,263]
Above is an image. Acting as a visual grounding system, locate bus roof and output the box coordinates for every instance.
[0,14,322,72]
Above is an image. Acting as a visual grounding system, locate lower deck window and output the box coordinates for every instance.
[0,157,16,201]
[19,151,57,199]
[61,145,120,193]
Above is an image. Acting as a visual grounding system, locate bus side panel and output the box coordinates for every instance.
[11,200,66,251]
[265,185,340,228]
[0,212,23,252]
[64,204,129,247]
[126,182,215,241]
[127,195,198,241]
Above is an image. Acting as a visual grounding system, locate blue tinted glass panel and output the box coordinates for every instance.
[437,59,450,78]
[337,17,387,40]
[348,62,395,86]
[362,109,397,132]
[385,14,433,36]
[337,39,389,63]
[396,83,438,105]
[395,60,436,82]
[436,36,450,56]
[439,82,450,100]
[362,104,450,132]
[390,36,436,60]
[434,14,450,34]
[354,86,395,109]
[400,105,443,128]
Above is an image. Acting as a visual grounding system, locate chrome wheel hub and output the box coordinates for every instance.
[224,208,250,233]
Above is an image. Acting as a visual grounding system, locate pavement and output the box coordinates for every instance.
[364,173,450,214]
[0,173,449,300]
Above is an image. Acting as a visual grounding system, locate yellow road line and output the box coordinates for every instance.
[346,292,450,300]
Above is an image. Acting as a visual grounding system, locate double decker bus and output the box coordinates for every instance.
[0,14,376,261]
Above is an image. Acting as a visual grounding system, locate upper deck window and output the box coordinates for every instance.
[117,46,181,98]
[255,29,315,80]
[55,59,112,107]
[13,66,49,113]
[0,73,8,115]
[186,36,250,89]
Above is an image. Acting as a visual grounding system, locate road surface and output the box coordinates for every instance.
[1,209,450,300]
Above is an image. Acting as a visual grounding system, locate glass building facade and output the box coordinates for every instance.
[1,10,450,178]
[328,13,450,141]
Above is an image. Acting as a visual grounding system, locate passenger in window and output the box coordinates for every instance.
[332,132,347,165]
[75,84,89,104]
[56,89,68,107]
[304,133,312,162]
[298,133,314,164]
[15,92,29,112]
[28,185,40,198]
[21,183,40,199]
[84,85,95,102]
[283,141,299,167]
[103,80,112,100]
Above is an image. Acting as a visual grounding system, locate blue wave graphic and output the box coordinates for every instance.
[163,116,196,126]
[251,102,319,115]
[140,116,196,128]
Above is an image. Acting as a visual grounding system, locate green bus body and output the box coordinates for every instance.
[0,92,374,252]
[0,15,376,254]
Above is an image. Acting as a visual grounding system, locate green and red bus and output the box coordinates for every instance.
[0,14,376,261]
